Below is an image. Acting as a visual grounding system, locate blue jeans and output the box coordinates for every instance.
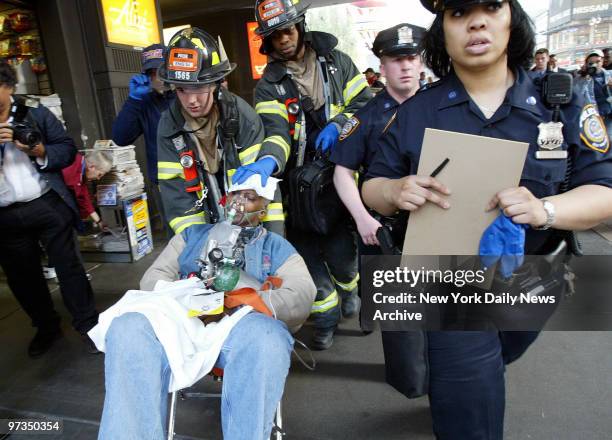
[98,312,294,440]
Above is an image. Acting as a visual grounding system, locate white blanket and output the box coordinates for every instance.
[88,278,251,392]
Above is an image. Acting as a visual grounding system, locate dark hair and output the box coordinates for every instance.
[422,0,535,78]
[0,60,17,88]
[535,47,549,56]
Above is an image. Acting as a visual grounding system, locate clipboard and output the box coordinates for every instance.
[402,128,529,256]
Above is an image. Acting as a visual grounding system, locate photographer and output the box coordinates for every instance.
[0,60,99,357]
[576,49,612,135]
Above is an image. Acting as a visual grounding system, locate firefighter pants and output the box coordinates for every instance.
[287,222,359,329]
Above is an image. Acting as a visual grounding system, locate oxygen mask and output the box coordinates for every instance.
[225,192,265,226]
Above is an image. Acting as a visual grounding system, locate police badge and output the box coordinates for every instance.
[536,121,567,159]
[397,26,413,45]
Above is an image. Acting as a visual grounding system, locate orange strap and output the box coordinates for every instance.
[224,276,284,317]
[261,276,283,291]
[225,288,272,316]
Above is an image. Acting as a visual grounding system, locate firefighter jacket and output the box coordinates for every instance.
[254,31,372,174]
[156,89,284,234]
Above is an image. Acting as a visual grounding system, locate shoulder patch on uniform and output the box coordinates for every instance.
[579,104,609,153]
[339,116,361,141]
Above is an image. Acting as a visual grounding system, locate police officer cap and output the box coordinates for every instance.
[372,24,425,58]
[420,0,504,13]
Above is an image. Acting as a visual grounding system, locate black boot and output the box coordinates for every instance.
[28,327,63,358]
[312,326,335,350]
[341,295,361,319]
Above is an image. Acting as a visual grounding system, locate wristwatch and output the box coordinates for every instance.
[534,199,555,230]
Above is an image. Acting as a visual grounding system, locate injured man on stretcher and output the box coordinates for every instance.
[89,176,316,440]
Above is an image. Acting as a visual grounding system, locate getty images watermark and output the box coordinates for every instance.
[360,255,612,332]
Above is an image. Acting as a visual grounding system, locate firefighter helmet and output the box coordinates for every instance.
[254,0,309,38]
[158,27,235,86]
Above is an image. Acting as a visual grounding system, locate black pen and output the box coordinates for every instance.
[430,158,450,178]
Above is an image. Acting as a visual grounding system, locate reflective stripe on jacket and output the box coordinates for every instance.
[156,89,284,234]
[254,31,372,175]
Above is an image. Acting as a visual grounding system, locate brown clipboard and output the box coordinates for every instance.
[402,128,529,256]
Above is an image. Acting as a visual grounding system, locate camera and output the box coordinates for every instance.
[10,99,43,148]
[12,122,42,148]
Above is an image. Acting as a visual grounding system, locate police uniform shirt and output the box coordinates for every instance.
[527,69,546,81]
[330,89,400,173]
[367,68,612,252]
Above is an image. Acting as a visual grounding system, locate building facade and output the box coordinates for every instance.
[547,0,612,69]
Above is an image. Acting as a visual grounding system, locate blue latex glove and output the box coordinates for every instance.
[231,157,277,186]
[315,122,340,153]
[129,74,151,101]
[479,213,528,279]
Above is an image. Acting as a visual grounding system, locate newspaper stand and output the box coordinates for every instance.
[79,140,153,263]
[80,191,154,263]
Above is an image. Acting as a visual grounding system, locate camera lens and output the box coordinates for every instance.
[24,131,42,147]
[13,124,42,148]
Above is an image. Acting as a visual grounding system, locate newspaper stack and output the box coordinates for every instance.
[92,140,145,200]
[26,94,65,126]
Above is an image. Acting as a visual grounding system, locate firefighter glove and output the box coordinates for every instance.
[232,157,277,186]
[315,122,341,153]
[129,74,151,100]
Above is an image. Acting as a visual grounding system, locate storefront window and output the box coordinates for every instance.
[0,3,49,95]
[593,22,610,45]
[575,26,590,46]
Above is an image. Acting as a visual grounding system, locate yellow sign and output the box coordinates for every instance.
[132,199,149,229]
[101,0,160,47]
